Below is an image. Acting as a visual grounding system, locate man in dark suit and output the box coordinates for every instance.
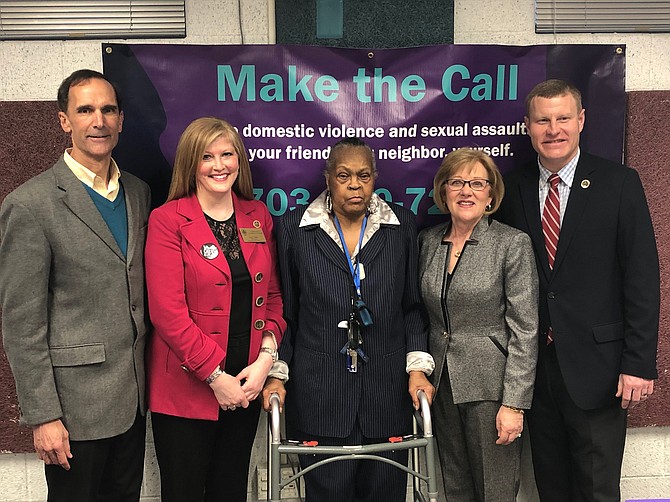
[497,79,659,502]
[0,69,150,501]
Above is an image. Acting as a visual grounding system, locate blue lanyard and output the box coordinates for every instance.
[333,214,367,297]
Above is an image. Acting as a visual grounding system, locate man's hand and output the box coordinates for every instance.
[33,419,72,470]
[408,371,435,410]
[616,373,654,409]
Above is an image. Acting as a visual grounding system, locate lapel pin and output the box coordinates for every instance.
[253,220,261,228]
[200,243,219,260]
[580,179,590,189]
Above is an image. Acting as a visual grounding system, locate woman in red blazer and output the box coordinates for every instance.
[145,117,286,502]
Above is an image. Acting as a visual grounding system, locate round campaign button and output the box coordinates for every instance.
[200,243,219,260]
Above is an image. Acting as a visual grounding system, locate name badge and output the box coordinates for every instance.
[240,228,266,243]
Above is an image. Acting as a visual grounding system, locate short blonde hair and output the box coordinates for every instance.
[166,117,253,202]
[433,148,504,215]
[525,79,582,116]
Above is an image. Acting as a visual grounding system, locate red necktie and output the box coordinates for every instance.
[542,174,561,270]
[542,174,560,344]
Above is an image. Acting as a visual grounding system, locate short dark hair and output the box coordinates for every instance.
[324,137,377,176]
[524,79,582,116]
[57,69,123,113]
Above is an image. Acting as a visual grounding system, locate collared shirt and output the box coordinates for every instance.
[537,148,580,226]
[63,149,121,202]
[299,190,399,262]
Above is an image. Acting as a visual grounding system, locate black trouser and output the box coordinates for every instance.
[528,344,627,502]
[45,411,146,502]
[152,402,261,502]
[151,331,260,502]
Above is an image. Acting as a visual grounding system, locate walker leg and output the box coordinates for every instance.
[425,434,439,502]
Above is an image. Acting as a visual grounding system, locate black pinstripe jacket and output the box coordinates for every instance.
[277,192,428,439]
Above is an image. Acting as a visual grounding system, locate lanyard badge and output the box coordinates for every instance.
[339,300,370,373]
[333,214,374,327]
[334,215,373,372]
[346,314,360,373]
[353,298,373,327]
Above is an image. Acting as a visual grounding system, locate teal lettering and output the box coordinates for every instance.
[353,68,372,103]
[217,64,255,101]
[442,65,469,101]
[496,65,505,100]
[400,75,426,102]
[373,68,397,103]
[442,64,519,102]
[259,73,283,102]
[508,65,518,100]
[471,73,493,101]
[287,65,314,102]
[314,75,339,102]
[218,64,340,103]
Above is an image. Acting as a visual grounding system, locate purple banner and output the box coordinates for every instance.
[103,43,625,227]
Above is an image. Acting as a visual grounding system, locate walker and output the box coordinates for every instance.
[266,389,439,501]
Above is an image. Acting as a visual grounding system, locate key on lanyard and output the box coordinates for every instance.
[347,347,358,373]
[346,317,359,372]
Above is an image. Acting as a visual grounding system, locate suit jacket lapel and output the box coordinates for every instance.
[54,159,125,261]
[177,194,231,278]
[359,223,390,266]
[307,208,388,278]
[123,176,143,262]
[553,158,594,273]
[235,194,261,265]
[312,225,350,275]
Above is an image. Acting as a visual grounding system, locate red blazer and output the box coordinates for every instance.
[145,192,285,420]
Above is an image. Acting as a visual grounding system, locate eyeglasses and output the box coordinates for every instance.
[444,178,491,191]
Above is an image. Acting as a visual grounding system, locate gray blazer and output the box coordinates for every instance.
[0,157,150,441]
[418,217,538,408]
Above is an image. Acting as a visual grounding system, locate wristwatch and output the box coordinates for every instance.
[258,346,278,362]
[205,366,224,385]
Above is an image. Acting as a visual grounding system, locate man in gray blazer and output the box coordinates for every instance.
[0,69,150,501]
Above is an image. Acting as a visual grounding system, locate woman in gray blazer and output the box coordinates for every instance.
[418,148,539,501]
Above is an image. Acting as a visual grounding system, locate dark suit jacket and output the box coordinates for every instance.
[277,198,427,439]
[0,157,150,440]
[497,152,659,410]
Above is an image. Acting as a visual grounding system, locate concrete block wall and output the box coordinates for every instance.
[1,0,668,500]
[453,0,670,91]
[621,427,670,498]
